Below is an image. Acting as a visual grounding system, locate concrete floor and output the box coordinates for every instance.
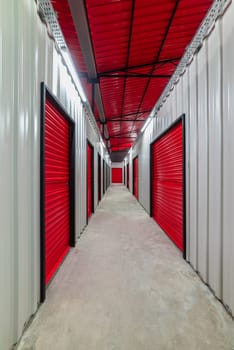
[18,185,234,350]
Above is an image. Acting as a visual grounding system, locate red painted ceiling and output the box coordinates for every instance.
[51,0,213,154]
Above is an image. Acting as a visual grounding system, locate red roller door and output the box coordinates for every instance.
[151,119,185,252]
[44,99,71,286]
[127,163,129,189]
[87,142,94,219]
[133,157,139,199]
[112,168,122,183]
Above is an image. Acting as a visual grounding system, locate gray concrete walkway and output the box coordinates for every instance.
[18,185,234,350]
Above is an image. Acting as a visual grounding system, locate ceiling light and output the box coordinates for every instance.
[62,50,87,103]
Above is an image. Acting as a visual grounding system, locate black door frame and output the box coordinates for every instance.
[127,163,129,189]
[87,140,94,224]
[132,155,138,198]
[40,82,75,303]
[150,114,186,259]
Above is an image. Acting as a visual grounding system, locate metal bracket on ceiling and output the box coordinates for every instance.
[37,0,66,49]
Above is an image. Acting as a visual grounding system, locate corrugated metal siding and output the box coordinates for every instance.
[207,22,222,299]
[188,57,198,270]
[222,2,234,314]
[151,121,183,251]
[197,40,208,282]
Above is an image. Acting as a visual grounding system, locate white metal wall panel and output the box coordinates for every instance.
[76,99,87,238]
[139,125,152,212]
[188,57,198,270]
[86,113,100,210]
[181,70,190,260]
[94,148,98,209]
[207,23,222,299]
[197,41,209,282]
[176,78,183,118]
[17,0,35,335]
[0,1,16,348]
[222,5,234,313]
[171,87,177,122]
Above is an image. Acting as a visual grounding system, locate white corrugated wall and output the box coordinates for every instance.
[0,1,109,349]
[131,2,234,316]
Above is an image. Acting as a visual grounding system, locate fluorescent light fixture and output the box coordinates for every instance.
[62,50,87,103]
[141,117,152,133]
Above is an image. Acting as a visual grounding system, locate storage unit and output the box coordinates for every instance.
[133,157,139,199]
[87,141,94,221]
[151,117,185,255]
[112,168,122,183]
[41,85,75,301]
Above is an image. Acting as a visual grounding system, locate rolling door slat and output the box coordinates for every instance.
[152,121,183,251]
[45,99,70,285]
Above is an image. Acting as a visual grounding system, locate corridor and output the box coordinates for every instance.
[18,186,234,350]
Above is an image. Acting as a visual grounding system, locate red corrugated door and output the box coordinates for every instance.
[87,142,93,219]
[133,157,138,199]
[151,121,183,251]
[45,99,70,285]
[112,168,122,183]
[127,163,129,189]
